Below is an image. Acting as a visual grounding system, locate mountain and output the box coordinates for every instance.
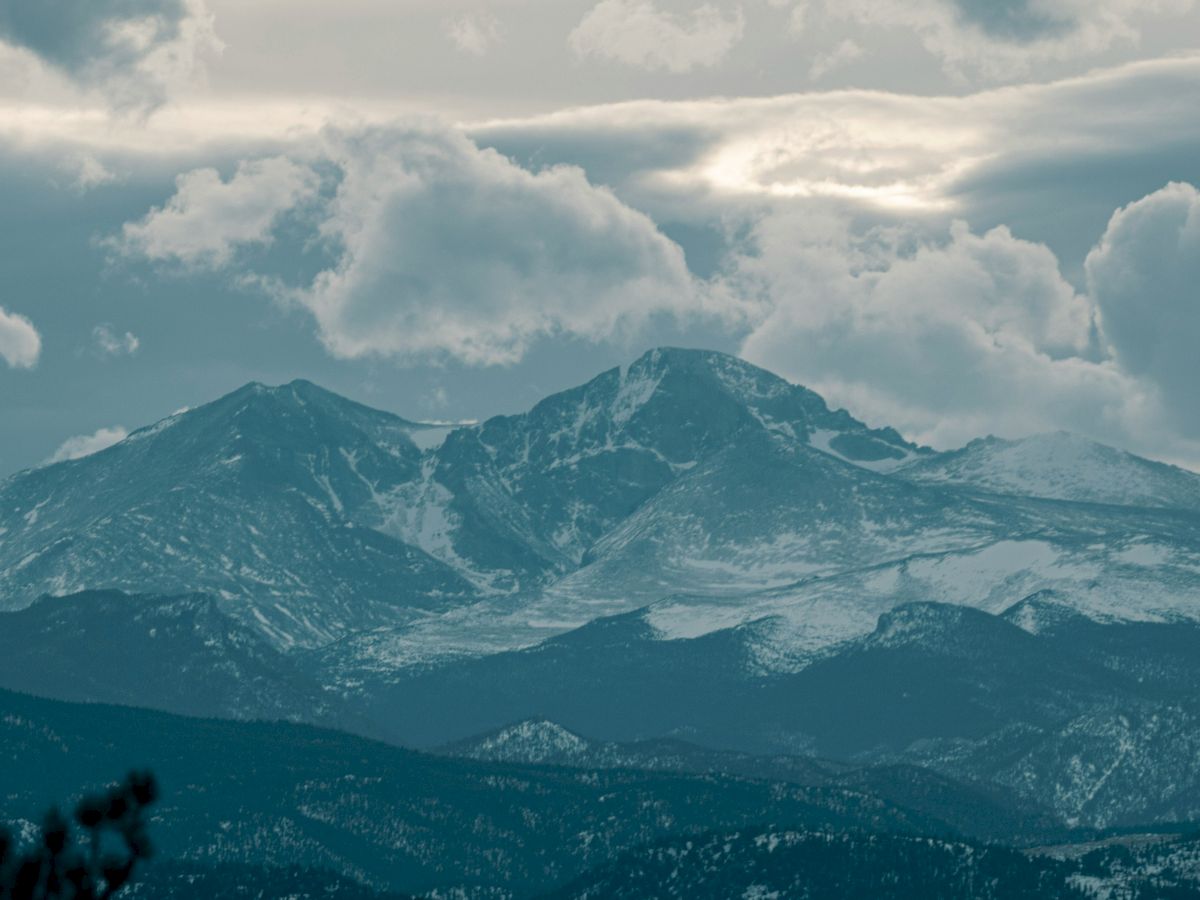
[437,719,1059,844]
[0,688,987,898]
[0,590,359,729]
[127,864,414,899]
[5,348,1200,663]
[903,431,1200,510]
[5,347,1200,838]
[0,380,477,647]
[345,599,1200,828]
[546,827,1088,900]
[373,346,927,596]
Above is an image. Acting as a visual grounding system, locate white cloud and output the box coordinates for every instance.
[93,323,140,357]
[446,11,503,56]
[1087,181,1200,435]
[114,156,321,268]
[287,125,731,365]
[69,154,118,192]
[569,0,746,73]
[828,0,1197,81]
[46,426,129,464]
[733,211,1168,453]
[809,38,863,80]
[0,0,222,108]
[475,56,1200,217]
[117,123,739,366]
[0,305,41,369]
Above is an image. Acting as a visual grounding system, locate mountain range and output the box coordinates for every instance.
[3,346,1200,890]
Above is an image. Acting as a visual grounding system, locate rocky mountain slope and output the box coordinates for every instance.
[4,348,1200,663]
[348,598,1200,828]
[0,688,985,898]
[0,381,476,647]
[4,347,1200,839]
[546,828,1089,900]
[0,589,355,729]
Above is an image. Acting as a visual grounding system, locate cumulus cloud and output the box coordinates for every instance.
[1087,182,1200,435]
[287,126,728,364]
[828,0,1196,80]
[446,11,503,55]
[46,425,129,464]
[734,212,1160,450]
[93,323,140,357]
[0,0,221,108]
[0,305,41,369]
[114,156,321,268]
[569,0,746,73]
[117,124,734,365]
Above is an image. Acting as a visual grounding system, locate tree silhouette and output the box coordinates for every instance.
[0,771,157,899]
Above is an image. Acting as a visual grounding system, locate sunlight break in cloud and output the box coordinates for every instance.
[46,425,129,464]
[569,0,746,73]
[0,305,41,369]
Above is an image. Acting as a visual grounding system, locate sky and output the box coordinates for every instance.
[1,0,1200,474]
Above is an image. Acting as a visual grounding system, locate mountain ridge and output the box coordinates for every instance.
[3,346,1200,661]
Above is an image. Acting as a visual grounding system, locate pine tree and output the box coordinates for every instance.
[0,771,157,899]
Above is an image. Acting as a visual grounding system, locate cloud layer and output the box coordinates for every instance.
[0,305,41,369]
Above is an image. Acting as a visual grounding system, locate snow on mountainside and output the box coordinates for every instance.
[903,432,1200,509]
[3,348,1200,665]
[0,380,476,647]
[371,347,926,594]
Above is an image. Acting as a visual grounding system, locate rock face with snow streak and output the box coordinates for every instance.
[4,347,1200,831]
[0,381,477,647]
[4,347,1200,661]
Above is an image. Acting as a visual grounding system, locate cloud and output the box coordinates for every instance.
[0,305,41,369]
[828,0,1197,80]
[93,323,140,357]
[117,124,737,366]
[0,0,221,108]
[446,11,503,56]
[809,38,863,80]
[1087,182,1200,435]
[46,425,129,464]
[569,0,746,73]
[476,56,1200,221]
[114,156,321,268]
[287,126,730,365]
[733,211,1163,452]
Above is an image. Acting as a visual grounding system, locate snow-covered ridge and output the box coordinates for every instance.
[5,347,1200,665]
[904,432,1200,510]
